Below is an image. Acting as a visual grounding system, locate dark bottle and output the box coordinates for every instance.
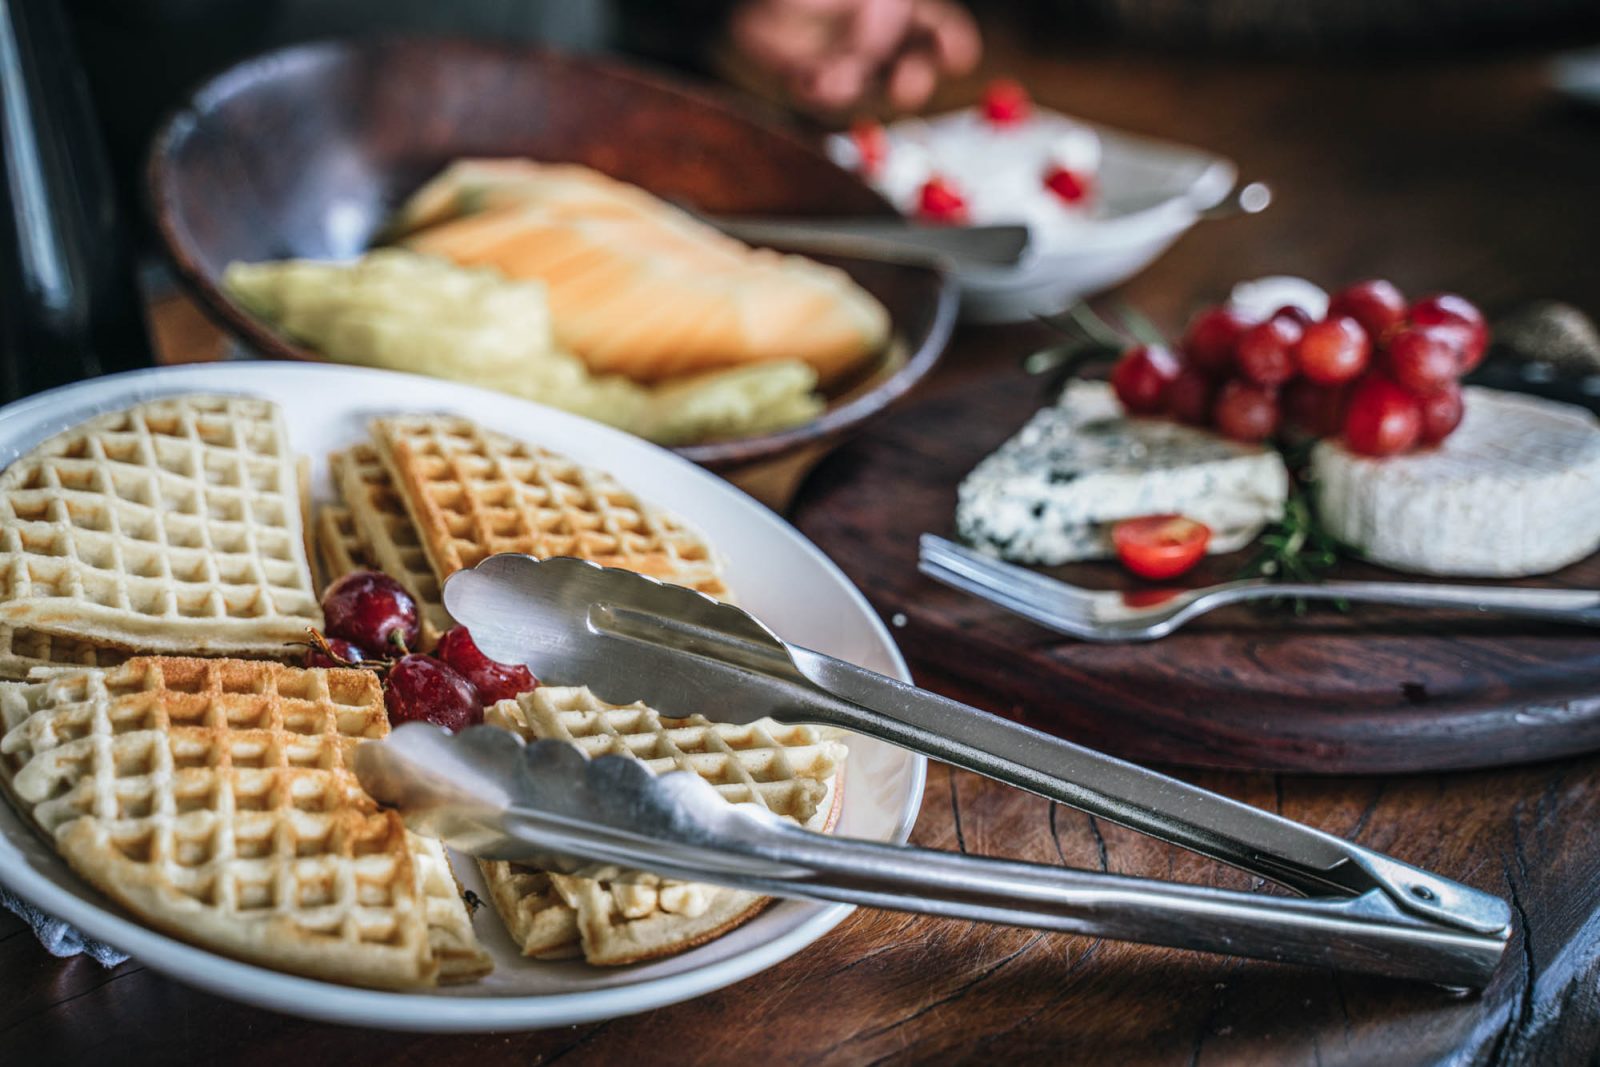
[0,0,152,403]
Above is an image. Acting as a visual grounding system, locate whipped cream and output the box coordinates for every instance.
[829,107,1102,246]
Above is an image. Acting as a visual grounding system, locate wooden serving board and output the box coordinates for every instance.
[792,324,1600,776]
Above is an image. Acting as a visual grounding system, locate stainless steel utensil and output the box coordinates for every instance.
[356,723,1506,987]
[401,554,1511,986]
[920,534,1600,642]
[694,212,1032,269]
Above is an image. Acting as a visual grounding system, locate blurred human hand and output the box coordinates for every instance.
[727,0,980,113]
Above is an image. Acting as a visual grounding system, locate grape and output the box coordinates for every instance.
[1343,375,1422,456]
[1181,305,1254,378]
[1418,381,1465,444]
[1282,379,1350,438]
[1385,325,1462,395]
[1236,316,1301,386]
[323,571,420,655]
[1295,315,1370,385]
[1164,366,1215,426]
[1213,380,1280,442]
[384,654,483,733]
[1409,293,1488,372]
[1271,305,1315,330]
[1328,279,1407,343]
[1110,344,1181,414]
[436,626,539,705]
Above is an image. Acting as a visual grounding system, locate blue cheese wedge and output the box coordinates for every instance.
[956,381,1290,564]
[1312,387,1600,577]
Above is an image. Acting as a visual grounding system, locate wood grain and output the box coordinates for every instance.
[10,23,1600,1067]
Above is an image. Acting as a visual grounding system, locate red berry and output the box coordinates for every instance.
[1043,164,1091,205]
[1236,316,1301,386]
[436,626,539,705]
[1295,315,1371,385]
[1271,305,1315,330]
[1110,344,1182,415]
[303,636,367,669]
[982,78,1031,125]
[323,571,420,655]
[1164,366,1215,426]
[1385,325,1462,395]
[1182,305,1254,378]
[1213,380,1280,442]
[1343,375,1423,456]
[384,654,483,732]
[1409,293,1489,372]
[1282,379,1350,438]
[916,176,968,224]
[849,119,888,176]
[1417,381,1465,444]
[1328,279,1407,343]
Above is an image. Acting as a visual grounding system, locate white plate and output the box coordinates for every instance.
[0,362,925,1032]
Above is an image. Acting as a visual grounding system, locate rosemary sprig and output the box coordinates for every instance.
[1235,481,1345,614]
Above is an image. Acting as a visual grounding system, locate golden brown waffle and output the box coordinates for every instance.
[0,623,128,681]
[411,833,494,981]
[313,504,371,590]
[0,656,489,988]
[368,415,730,599]
[481,686,845,965]
[329,446,452,647]
[0,396,322,655]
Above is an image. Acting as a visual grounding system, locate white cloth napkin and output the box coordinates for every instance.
[2,886,128,967]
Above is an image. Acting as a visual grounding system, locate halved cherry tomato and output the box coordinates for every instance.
[1112,515,1212,580]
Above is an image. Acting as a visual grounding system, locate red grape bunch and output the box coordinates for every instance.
[1109,280,1488,456]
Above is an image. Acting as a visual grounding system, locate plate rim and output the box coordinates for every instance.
[0,362,926,1031]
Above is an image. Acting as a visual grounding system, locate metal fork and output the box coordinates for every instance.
[919,534,1600,642]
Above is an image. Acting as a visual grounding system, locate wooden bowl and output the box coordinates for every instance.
[146,37,957,495]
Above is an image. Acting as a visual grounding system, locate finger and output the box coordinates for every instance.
[800,54,873,109]
[849,0,915,61]
[886,50,938,111]
[911,0,982,75]
[728,0,847,71]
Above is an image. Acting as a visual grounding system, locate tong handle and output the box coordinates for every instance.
[788,647,1510,936]
[718,819,1506,988]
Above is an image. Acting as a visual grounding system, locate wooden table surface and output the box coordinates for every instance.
[9,31,1600,1066]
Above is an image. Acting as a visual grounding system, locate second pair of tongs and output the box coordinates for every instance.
[360,555,1511,988]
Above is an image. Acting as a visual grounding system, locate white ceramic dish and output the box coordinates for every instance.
[829,116,1237,323]
[0,362,925,1032]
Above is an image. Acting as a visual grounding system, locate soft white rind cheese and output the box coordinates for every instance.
[1312,387,1600,577]
[957,381,1290,564]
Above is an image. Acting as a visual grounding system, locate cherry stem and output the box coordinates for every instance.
[389,630,411,658]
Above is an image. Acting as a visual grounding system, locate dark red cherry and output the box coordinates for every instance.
[303,636,368,669]
[384,654,482,732]
[436,626,539,705]
[322,571,420,656]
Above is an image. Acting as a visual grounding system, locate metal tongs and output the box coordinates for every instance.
[353,555,1512,988]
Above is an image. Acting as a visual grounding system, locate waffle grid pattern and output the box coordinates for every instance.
[0,623,128,680]
[0,397,321,653]
[480,686,844,963]
[371,416,729,599]
[330,446,452,645]
[526,687,840,821]
[0,657,445,988]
